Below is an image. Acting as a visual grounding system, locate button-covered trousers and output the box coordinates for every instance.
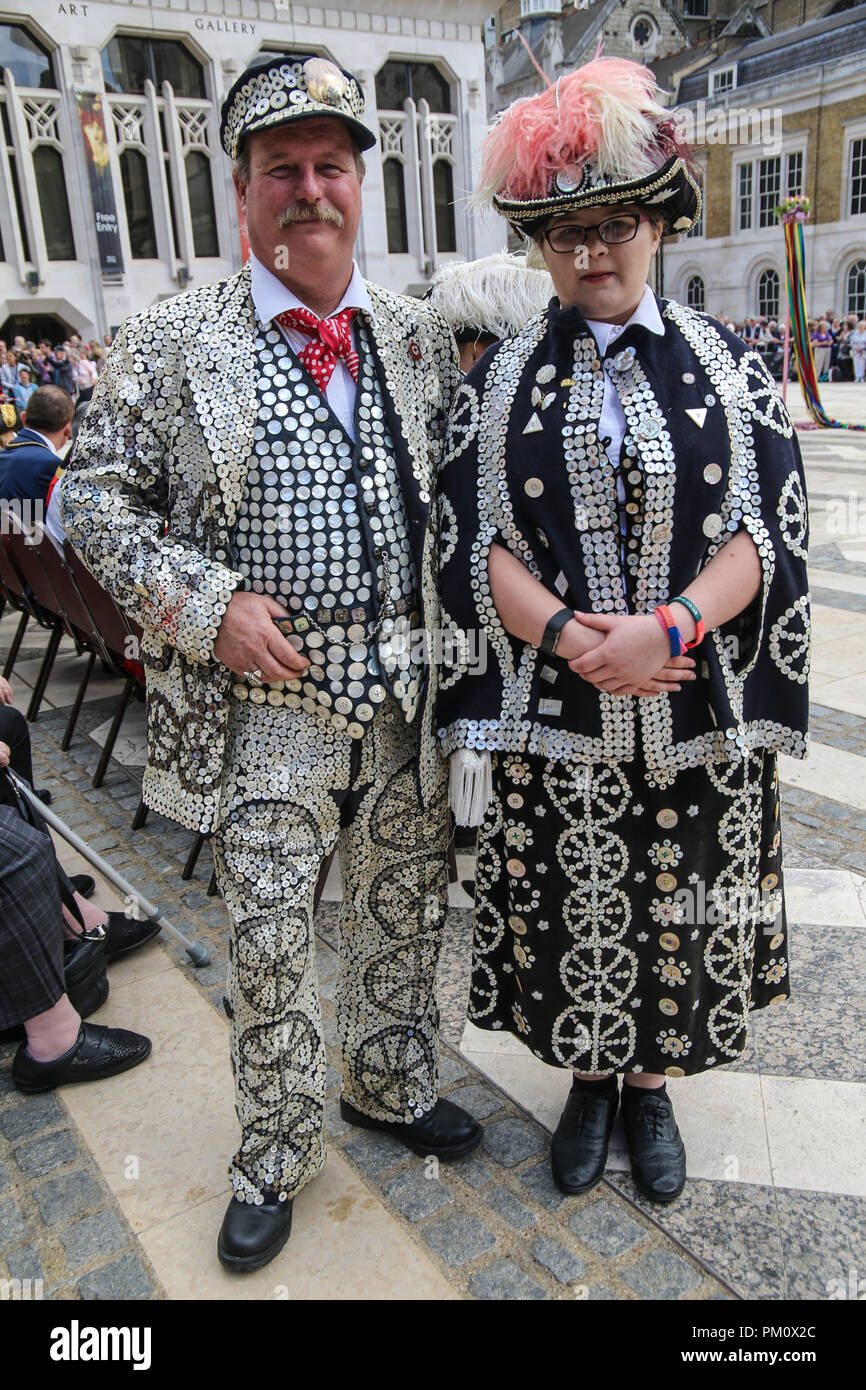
[211,692,450,1204]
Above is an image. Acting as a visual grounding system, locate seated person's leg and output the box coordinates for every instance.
[0,705,33,785]
[0,806,74,1053]
[0,806,152,1087]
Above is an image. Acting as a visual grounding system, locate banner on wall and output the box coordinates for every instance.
[75,91,125,275]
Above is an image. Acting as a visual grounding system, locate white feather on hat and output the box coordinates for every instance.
[428,253,554,341]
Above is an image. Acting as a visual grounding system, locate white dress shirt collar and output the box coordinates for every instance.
[584,283,665,357]
[24,427,58,456]
[249,252,375,327]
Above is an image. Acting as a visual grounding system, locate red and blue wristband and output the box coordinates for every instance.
[654,604,685,657]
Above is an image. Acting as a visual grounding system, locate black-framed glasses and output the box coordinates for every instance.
[543,213,651,254]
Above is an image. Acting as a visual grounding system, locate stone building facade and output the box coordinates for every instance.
[661,4,866,320]
[486,0,866,321]
[0,1,501,341]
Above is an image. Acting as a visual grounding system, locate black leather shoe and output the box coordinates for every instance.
[550,1081,619,1194]
[70,874,96,899]
[35,787,53,806]
[622,1087,686,1202]
[12,1022,151,1093]
[339,1096,483,1160]
[218,1192,293,1272]
[99,912,162,964]
[64,935,108,1019]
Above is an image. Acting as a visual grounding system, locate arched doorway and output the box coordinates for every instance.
[0,312,76,345]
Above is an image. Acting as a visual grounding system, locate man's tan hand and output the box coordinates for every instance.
[0,676,14,705]
[0,741,10,768]
[213,591,310,682]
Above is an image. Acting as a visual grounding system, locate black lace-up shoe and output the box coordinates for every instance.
[550,1080,619,1194]
[339,1096,482,1159]
[218,1192,293,1272]
[622,1086,686,1202]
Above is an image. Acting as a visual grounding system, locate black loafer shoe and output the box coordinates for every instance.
[339,1096,483,1160]
[100,912,162,964]
[12,1022,152,1094]
[218,1193,293,1272]
[551,1082,619,1195]
[622,1087,686,1202]
[70,874,96,899]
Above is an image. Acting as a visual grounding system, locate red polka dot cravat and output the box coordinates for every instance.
[274,306,359,391]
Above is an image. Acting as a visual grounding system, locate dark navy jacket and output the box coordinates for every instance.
[0,428,60,507]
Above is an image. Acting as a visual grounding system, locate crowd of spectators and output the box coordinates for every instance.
[0,330,113,416]
[712,310,866,382]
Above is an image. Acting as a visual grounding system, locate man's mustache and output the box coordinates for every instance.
[275,204,344,229]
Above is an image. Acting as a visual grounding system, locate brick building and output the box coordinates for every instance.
[660,4,866,320]
[486,0,866,321]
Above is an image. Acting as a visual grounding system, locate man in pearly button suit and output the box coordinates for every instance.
[59,54,479,1271]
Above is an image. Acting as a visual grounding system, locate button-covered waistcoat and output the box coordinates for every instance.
[229,319,423,736]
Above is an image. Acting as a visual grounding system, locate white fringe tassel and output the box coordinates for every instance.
[449,749,493,827]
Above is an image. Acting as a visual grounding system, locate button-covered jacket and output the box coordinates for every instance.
[59,262,460,831]
[436,296,809,777]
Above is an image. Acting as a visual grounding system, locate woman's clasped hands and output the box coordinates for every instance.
[559,610,697,697]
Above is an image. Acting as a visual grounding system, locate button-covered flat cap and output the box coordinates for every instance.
[220,54,377,160]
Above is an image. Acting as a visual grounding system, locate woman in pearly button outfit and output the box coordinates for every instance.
[437,58,810,1201]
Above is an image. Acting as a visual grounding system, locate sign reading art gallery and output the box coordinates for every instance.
[75,91,125,274]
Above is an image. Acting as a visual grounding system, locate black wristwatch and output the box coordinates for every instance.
[539,607,575,656]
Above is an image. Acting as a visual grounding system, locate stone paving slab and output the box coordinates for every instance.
[0,1061,160,1300]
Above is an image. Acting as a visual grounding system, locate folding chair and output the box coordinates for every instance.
[2,514,71,718]
[62,542,145,788]
[0,536,33,677]
[4,521,117,723]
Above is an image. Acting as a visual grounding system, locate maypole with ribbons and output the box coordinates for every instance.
[777,194,865,431]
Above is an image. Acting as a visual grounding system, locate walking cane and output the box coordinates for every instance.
[4,769,211,967]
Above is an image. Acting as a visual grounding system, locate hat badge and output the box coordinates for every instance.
[554,165,583,195]
[303,57,348,107]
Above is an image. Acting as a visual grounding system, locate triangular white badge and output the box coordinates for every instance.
[523,412,543,434]
[685,407,707,428]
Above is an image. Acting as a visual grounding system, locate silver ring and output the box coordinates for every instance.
[243,668,264,687]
